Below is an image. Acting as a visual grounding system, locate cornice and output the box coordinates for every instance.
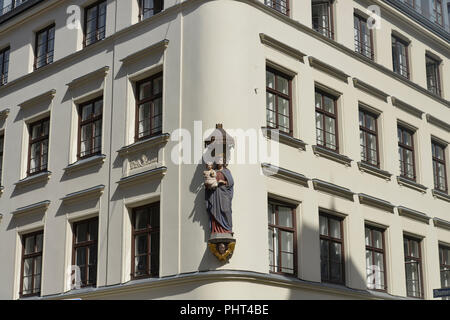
[244,0,450,109]
[261,163,309,187]
[358,193,395,213]
[66,66,110,89]
[117,133,170,157]
[120,39,169,65]
[353,78,390,102]
[391,97,424,119]
[259,33,306,63]
[312,179,355,201]
[12,200,50,217]
[397,206,430,224]
[426,114,450,133]
[117,166,167,187]
[433,217,450,230]
[61,185,105,205]
[18,89,56,109]
[308,56,349,83]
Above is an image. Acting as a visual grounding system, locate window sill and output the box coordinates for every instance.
[396,176,427,193]
[117,133,170,157]
[312,145,352,167]
[432,189,450,202]
[357,162,392,181]
[64,154,106,175]
[261,127,307,150]
[433,217,450,231]
[358,193,395,213]
[14,171,51,189]
[12,200,51,217]
[61,185,105,205]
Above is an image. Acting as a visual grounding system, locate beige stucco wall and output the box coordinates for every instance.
[0,0,449,300]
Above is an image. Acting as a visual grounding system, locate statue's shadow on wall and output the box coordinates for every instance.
[188,164,226,271]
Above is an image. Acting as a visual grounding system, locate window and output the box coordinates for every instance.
[0,134,3,185]
[359,109,379,167]
[404,236,423,298]
[28,117,50,176]
[312,1,334,39]
[264,0,289,15]
[72,218,98,287]
[135,73,163,141]
[34,24,55,70]
[268,201,296,275]
[132,203,160,279]
[139,0,163,20]
[78,97,102,159]
[315,89,338,152]
[20,231,43,297]
[392,35,409,79]
[432,141,447,193]
[266,68,293,136]
[0,46,9,86]
[84,0,106,47]
[440,245,450,289]
[426,55,441,96]
[320,213,344,284]
[1,0,27,16]
[432,0,443,25]
[365,226,386,291]
[397,126,415,181]
[354,14,374,60]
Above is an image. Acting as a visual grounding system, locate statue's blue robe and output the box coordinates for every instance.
[205,168,234,232]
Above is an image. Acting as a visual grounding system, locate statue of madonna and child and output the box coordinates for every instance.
[202,124,236,261]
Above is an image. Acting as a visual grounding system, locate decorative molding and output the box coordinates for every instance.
[18,89,56,109]
[312,145,352,167]
[426,114,450,132]
[391,97,424,119]
[397,206,430,224]
[0,108,10,120]
[61,185,105,205]
[64,155,106,175]
[14,171,51,188]
[120,39,169,65]
[308,57,349,83]
[353,78,390,102]
[312,179,355,201]
[245,0,450,108]
[117,133,170,157]
[261,163,309,187]
[396,176,427,193]
[12,200,50,217]
[358,193,395,213]
[261,128,306,150]
[66,66,109,89]
[432,189,450,202]
[357,162,392,181]
[259,33,306,63]
[117,166,167,187]
[433,217,450,230]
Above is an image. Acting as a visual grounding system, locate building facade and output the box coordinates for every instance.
[0,0,449,300]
